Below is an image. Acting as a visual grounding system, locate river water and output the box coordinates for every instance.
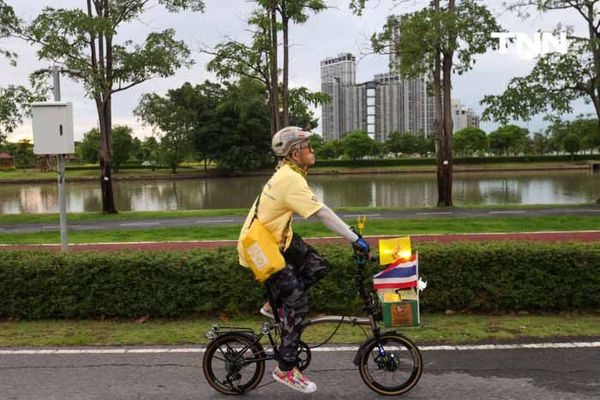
[1,170,598,214]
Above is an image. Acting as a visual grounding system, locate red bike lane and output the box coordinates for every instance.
[2,231,600,252]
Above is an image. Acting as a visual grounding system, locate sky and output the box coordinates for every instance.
[0,0,596,143]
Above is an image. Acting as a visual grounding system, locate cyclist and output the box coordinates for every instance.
[237,126,370,394]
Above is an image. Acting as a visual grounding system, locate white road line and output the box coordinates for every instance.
[415,212,453,216]
[488,211,527,214]
[1,341,598,355]
[41,225,59,229]
[119,222,161,227]
[194,219,235,224]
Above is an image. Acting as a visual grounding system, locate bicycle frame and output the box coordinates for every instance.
[301,253,382,334]
[203,250,423,396]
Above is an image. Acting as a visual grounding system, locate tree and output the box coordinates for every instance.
[0,0,17,66]
[531,132,550,154]
[207,1,327,136]
[158,129,191,173]
[316,140,339,159]
[453,127,488,156]
[141,136,160,170]
[136,81,223,173]
[481,1,600,135]
[570,116,600,153]
[25,0,204,213]
[131,137,143,162]
[546,115,600,154]
[365,0,503,206]
[562,133,581,159]
[308,134,324,154]
[488,125,529,156]
[277,0,327,126]
[10,139,35,168]
[211,78,271,173]
[385,131,419,156]
[341,130,374,160]
[0,83,47,143]
[0,1,47,143]
[78,128,101,164]
[288,87,328,129]
[112,125,134,173]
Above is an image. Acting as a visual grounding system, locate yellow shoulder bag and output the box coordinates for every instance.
[242,192,290,282]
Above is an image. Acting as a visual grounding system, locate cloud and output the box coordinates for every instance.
[1,0,595,142]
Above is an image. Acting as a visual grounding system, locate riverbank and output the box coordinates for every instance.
[0,160,593,184]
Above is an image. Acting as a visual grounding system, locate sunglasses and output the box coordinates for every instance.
[296,142,313,152]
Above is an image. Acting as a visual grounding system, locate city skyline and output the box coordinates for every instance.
[320,51,480,142]
[0,0,595,143]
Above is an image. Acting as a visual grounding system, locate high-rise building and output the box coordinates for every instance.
[320,53,365,141]
[373,73,435,142]
[451,100,480,132]
[320,52,477,142]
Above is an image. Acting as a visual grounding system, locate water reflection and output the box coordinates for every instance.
[0,170,598,214]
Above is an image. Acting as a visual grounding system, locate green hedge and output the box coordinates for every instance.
[0,241,599,319]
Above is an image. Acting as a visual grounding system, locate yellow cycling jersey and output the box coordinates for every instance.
[238,163,324,267]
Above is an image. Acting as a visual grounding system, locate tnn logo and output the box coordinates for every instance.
[491,32,571,59]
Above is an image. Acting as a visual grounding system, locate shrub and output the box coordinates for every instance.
[0,241,598,319]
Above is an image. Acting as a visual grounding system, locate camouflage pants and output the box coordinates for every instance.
[265,233,330,371]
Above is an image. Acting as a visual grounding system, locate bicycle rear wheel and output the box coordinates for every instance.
[358,333,423,396]
[202,333,265,395]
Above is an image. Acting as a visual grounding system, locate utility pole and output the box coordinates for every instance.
[52,65,68,252]
[31,66,74,252]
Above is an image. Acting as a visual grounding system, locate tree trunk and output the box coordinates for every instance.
[438,0,456,207]
[265,67,276,136]
[440,53,453,206]
[269,5,280,136]
[432,0,445,207]
[99,0,117,214]
[98,96,117,214]
[281,3,289,127]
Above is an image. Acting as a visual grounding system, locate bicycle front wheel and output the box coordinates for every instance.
[358,333,423,396]
[202,333,265,395]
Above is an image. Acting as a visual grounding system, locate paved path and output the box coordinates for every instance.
[1,341,598,399]
[1,205,599,234]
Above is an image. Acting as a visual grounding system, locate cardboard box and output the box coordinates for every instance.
[382,300,420,328]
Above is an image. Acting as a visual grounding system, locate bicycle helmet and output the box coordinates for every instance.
[271,126,314,157]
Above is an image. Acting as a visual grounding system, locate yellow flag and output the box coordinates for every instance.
[378,236,412,265]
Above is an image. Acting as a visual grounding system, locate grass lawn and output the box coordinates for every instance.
[1,203,596,226]
[0,313,597,347]
[0,215,599,244]
[0,167,204,181]
[0,209,249,225]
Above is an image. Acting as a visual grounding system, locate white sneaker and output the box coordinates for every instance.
[260,304,274,319]
[272,367,317,394]
[260,303,283,320]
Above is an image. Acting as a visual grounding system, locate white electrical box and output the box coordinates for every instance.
[31,101,75,155]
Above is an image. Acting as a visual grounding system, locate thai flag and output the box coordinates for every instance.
[373,254,418,290]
